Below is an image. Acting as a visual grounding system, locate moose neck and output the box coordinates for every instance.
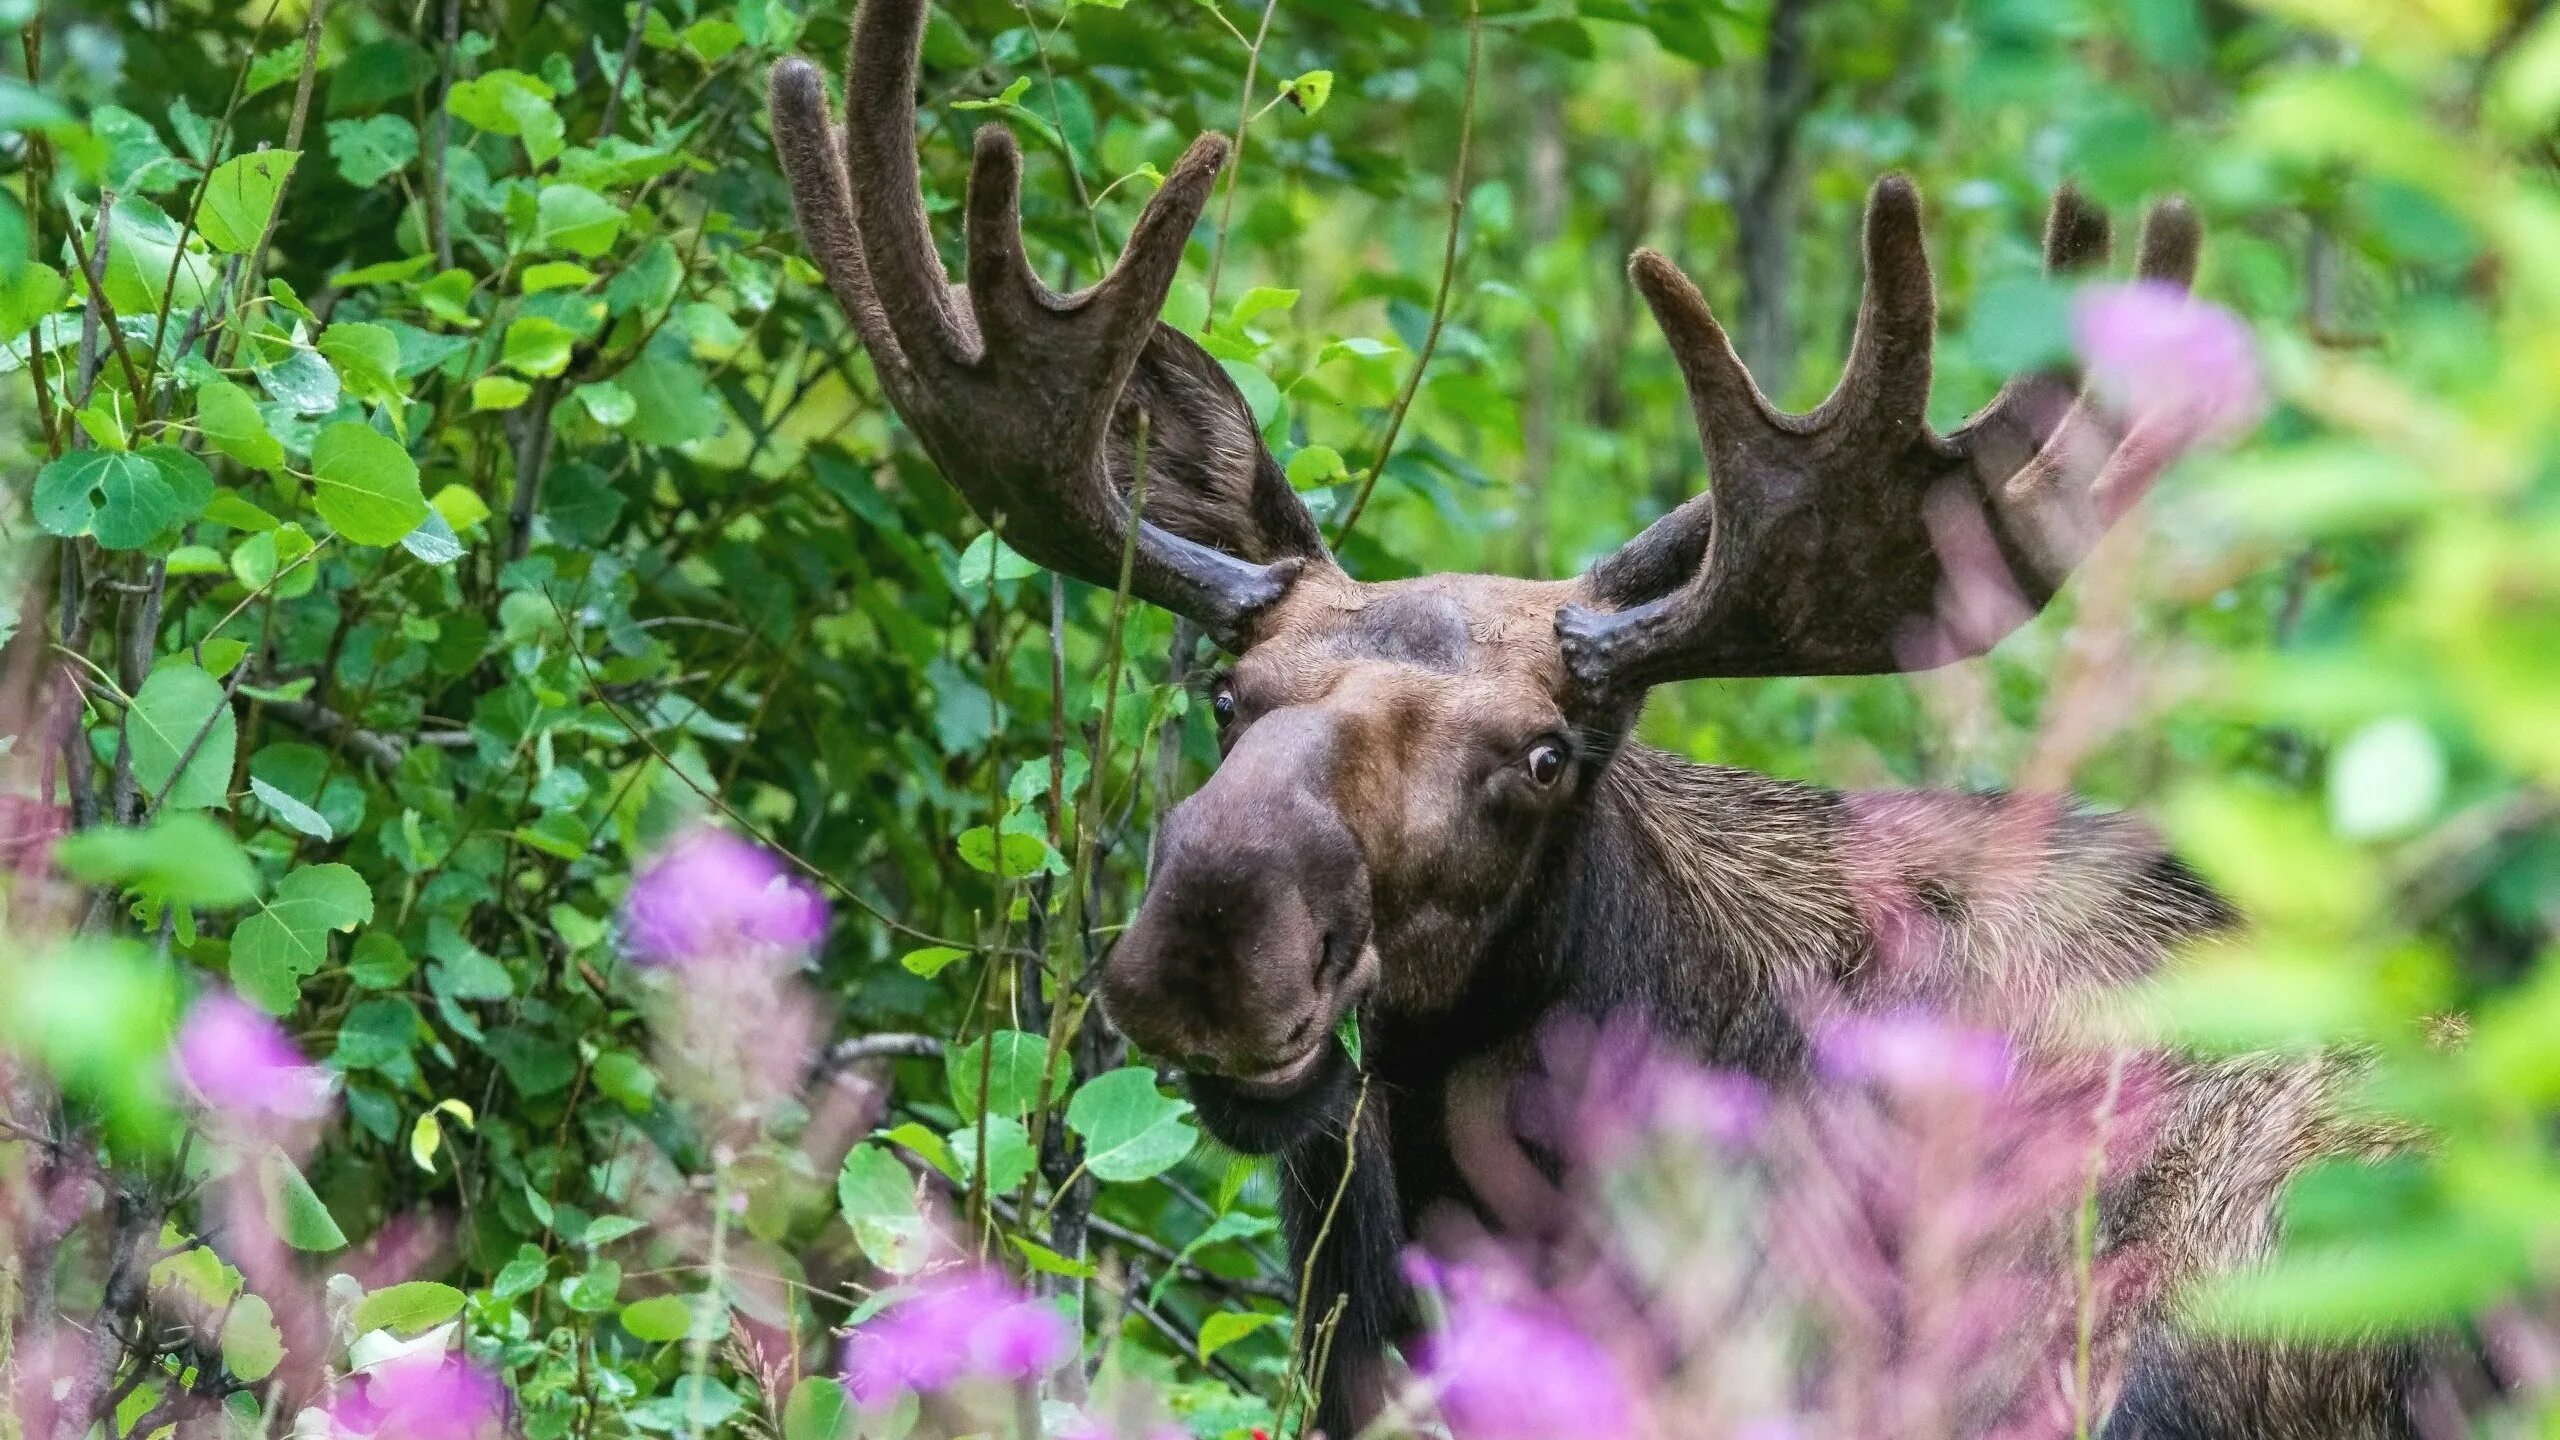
[1371,737,2236,1089]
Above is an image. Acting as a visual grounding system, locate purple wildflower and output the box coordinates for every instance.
[2072,281,2264,444]
[621,825,828,966]
[843,1267,1068,1408]
[331,1356,507,1440]
[1415,1271,1631,1440]
[171,992,332,1123]
[1816,1011,2014,1095]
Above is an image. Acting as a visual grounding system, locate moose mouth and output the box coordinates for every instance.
[1184,1035,1358,1154]
[1224,1044,1328,1097]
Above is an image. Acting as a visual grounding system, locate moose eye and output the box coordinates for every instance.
[1211,684,1237,728]
[1525,740,1567,786]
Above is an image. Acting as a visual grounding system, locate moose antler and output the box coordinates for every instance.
[1557,177,2204,698]
[769,0,1329,647]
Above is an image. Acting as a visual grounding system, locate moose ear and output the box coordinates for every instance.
[1103,324,1335,567]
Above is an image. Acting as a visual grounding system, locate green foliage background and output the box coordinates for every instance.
[3,0,2557,1434]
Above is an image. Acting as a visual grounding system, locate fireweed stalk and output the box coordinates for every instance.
[619,823,832,1440]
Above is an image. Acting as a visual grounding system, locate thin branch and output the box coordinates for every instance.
[598,0,652,140]
[426,0,463,268]
[827,1033,946,1066]
[1203,0,1282,311]
[1331,0,1481,545]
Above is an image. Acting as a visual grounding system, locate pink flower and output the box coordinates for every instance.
[621,825,828,966]
[171,992,332,1122]
[843,1267,1068,1408]
[330,1356,507,1440]
[2071,281,2264,444]
[1816,1011,2013,1095]
[0,794,66,875]
[1414,1273,1630,1440]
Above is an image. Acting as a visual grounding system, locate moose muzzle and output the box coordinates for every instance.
[1100,708,1374,1095]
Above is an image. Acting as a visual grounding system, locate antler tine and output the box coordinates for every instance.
[2044,184,2114,275]
[2135,197,2201,287]
[1821,175,1938,432]
[838,0,973,368]
[769,60,910,396]
[1628,249,1781,448]
[1573,252,1774,608]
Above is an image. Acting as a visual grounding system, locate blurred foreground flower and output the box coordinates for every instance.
[326,1355,507,1440]
[843,1265,1071,1409]
[2072,281,2264,444]
[171,991,332,1124]
[622,824,828,966]
[1815,1010,2014,1096]
[1412,1267,1632,1440]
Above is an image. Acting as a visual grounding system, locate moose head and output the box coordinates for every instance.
[770,0,2202,1143]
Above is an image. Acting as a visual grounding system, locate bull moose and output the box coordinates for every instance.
[770,5,2424,1434]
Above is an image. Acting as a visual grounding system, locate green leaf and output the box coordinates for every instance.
[196,150,300,254]
[317,321,404,409]
[261,1148,348,1251]
[534,185,626,258]
[956,530,1044,583]
[605,238,682,315]
[34,449,181,549]
[948,1115,1038,1194]
[782,1378,854,1440]
[947,1030,1071,1118]
[955,825,1058,876]
[327,115,418,187]
[195,379,284,471]
[472,375,532,411]
[616,346,723,444]
[447,70,564,163]
[231,864,373,1014]
[1285,70,1333,116]
[1285,444,1346,489]
[53,812,259,907]
[1232,285,1300,326]
[619,1295,693,1343]
[230,523,318,598]
[220,1294,284,1383]
[250,777,333,840]
[309,422,428,544]
[522,261,595,294]
[900,945,969,979]
[0,260,67,338]
[127,663,237,812]
[244,41,314,99]
[502,315,574,376]
[1008,1235,1097,1279]
[352,1281,466,1336]
[835,1143,930,1275]
[490,1245,550,1302]
[574,380,635,426]
[563,1258,623,1313]
[1065,1067,1200,1184]
[1198,1309,1280,1363]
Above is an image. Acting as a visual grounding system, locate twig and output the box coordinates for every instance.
[1203,0,1282,311]
[1331,0,1480,545]
[426,0,463,268]
[827,1033,946,1066]
[263,698,413,772]
[598,0,652,140]
[1280,1075,1370,1435]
